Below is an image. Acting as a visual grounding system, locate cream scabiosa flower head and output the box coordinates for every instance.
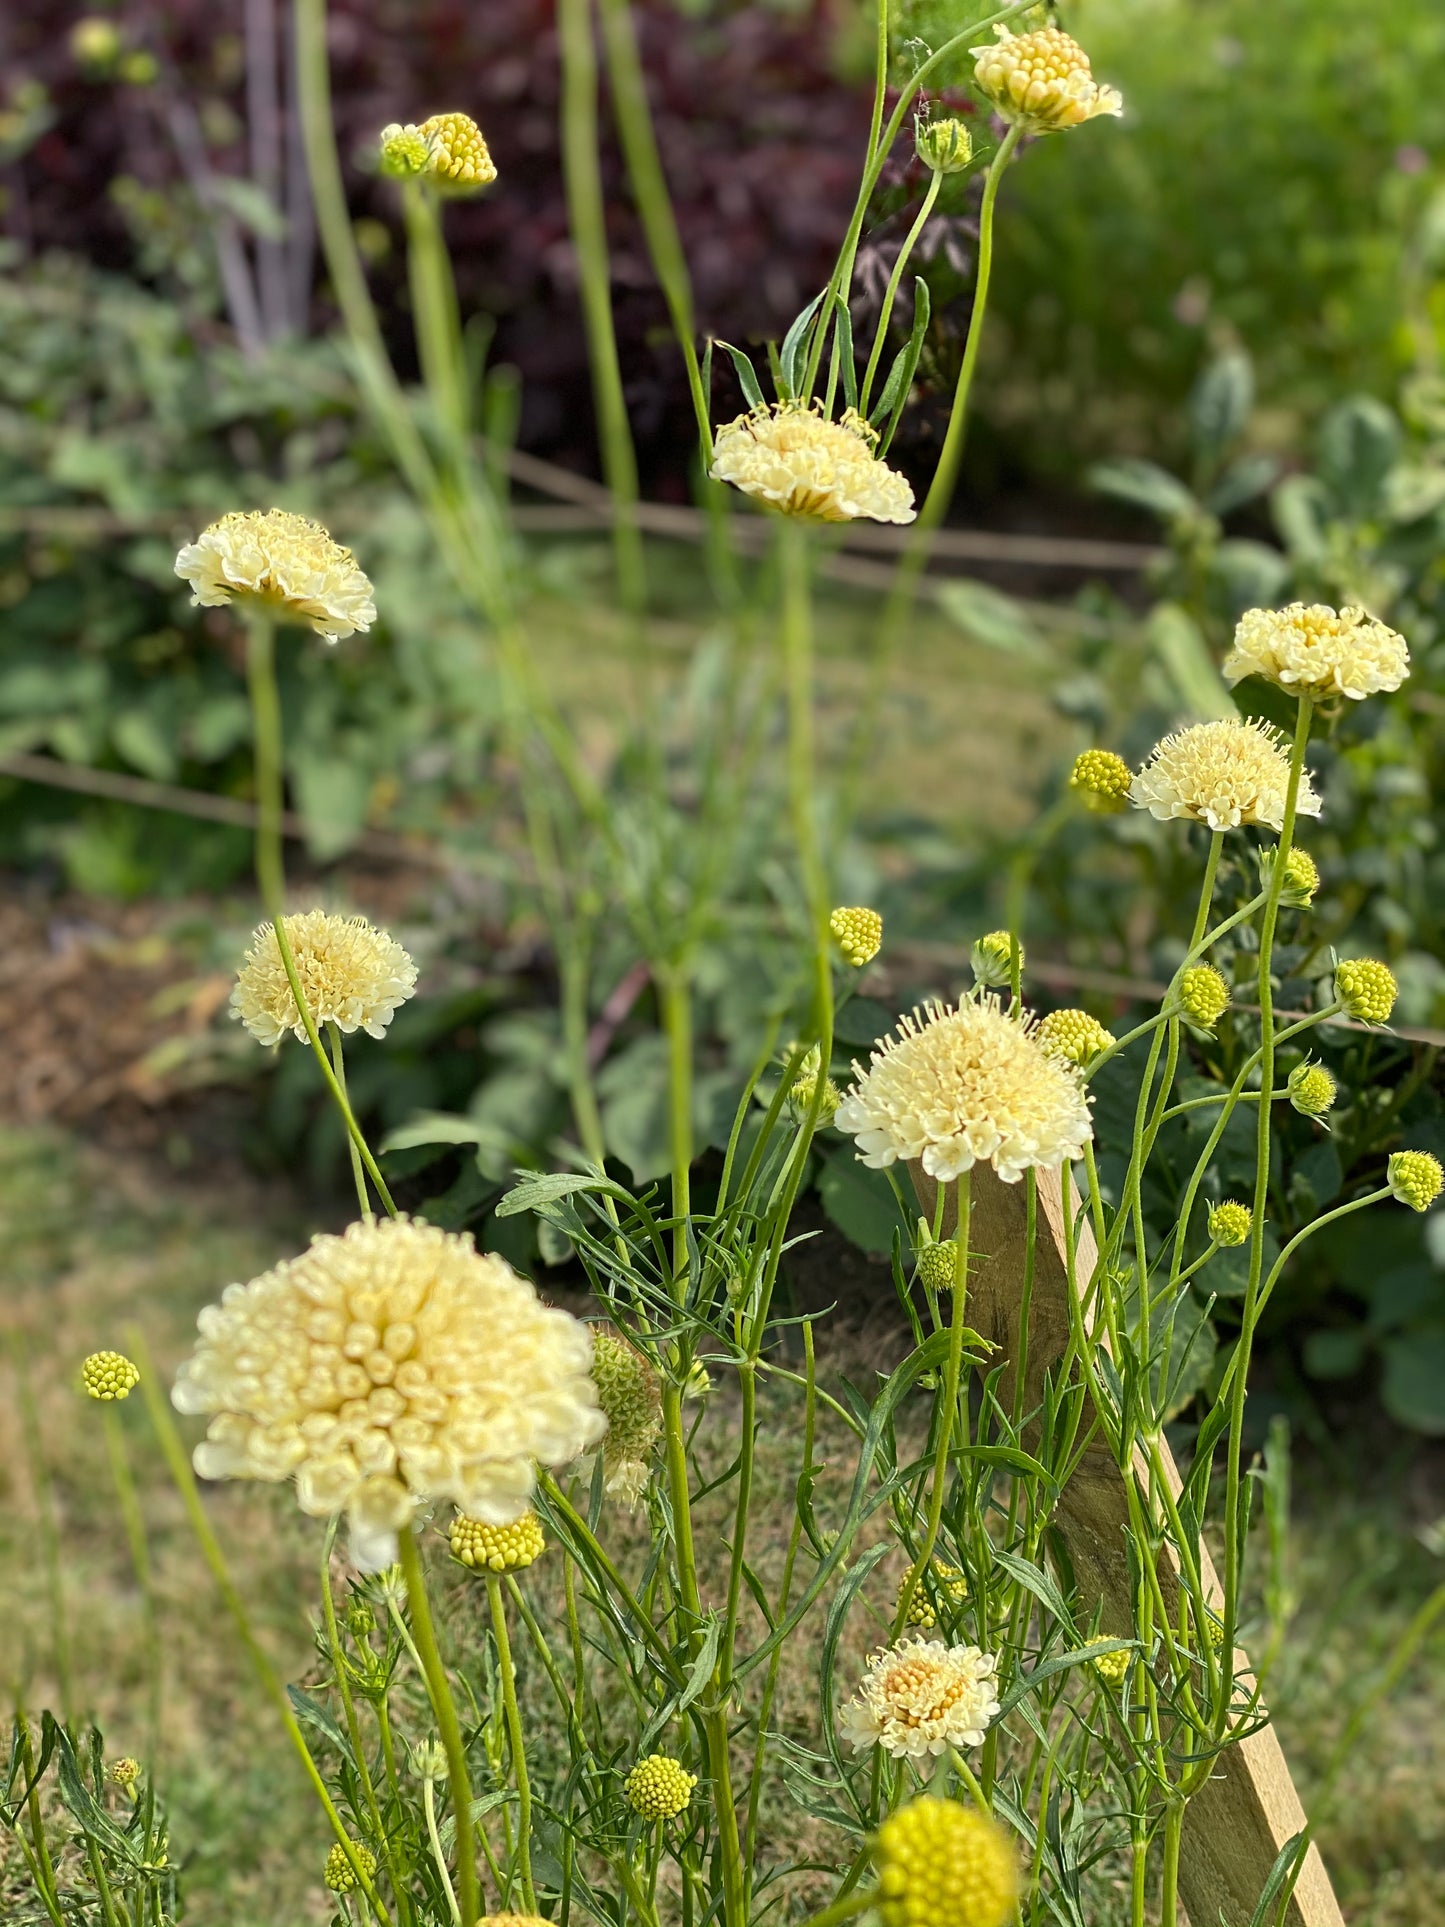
[972,25,1123,132]
[1225,603,1409,701]
[171,1216,605,1572]
[835,998,1093,1185]
[232,911,418,1047]
[1129,719,1321,833]
[840,1636,1000,1758]
[174,509,376,641]
[709,402,915,524]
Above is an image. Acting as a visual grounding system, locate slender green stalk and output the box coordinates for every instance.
[423,1774,462,1927]
[799,1886,879,1927]
[329,1026,372,1218]
[401,182,470,455]
[557,0,646,611]
[1160,1800,1183,1927]
[396,1529,480,1927]
[15,1714,66,1927]
[102,1406,163,1768]
[658,965,695,1297]
[127,1330,393,1926]
[858,169,942,417]
[486,1576,535,1910]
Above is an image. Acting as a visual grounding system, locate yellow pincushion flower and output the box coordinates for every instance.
[82,1350,140,1401]
[897,1561,969,1629]
[172,1217,605,1572]
[1225,603,1410,702]
[709,402,916,525]
[970,930,1022,989]
[231,910,418,1047]
[590,1325,663,1506]
[624,1754,697,1820]
[109,1757,141,1790]
[972,25,1123,133]
[836,998,1093,1185]
[324,1840,375,1894]
[174,509,376,642]
[1335,958,1397,1025]
[1287,1061,1337,1118]
[1388,1151,1443,1213]
[1178,965,1231,1030]
[1070,748,1132,813]
[1207,1200,1252,1248]
[449,1509,545,1573]
[831,905,884,967]
[1092,1647,1132,1687]
[1129,719,1321,833]
[1036,1008,1115,1067]
[874,1796,1017,1927]
[840,1636,1000,1759]
[418,111,497,192]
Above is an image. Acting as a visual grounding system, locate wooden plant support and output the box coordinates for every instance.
[914,1162,1344,1927]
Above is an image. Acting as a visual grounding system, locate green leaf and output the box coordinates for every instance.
[1380,1331,1445,1434]
[871,277,929,446]
[495,1170,634,1218]
[714,340,765,412]
[1206,452,1279,517]
[380,1111,506,1154]
[818,1142,910,1256]
[286,1687,354,1765]
[675,1614,723,1714]
[991,1548,1077,1637]
[1302,1327,1365,1381]
[1087,457,1198,523]
[779,291,827,402]
[832,292,858,413]
[1146,602,1237,721]
[292,755,371,861]
[935,578,1051,661]
[1189,350,1254,464]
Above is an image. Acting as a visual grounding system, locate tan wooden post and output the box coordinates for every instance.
[913,1161,1343,1927]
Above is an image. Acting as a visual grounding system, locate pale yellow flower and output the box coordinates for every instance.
[840,1636,1000,1758]
[172,1217,605,1572]
[709,403,915,525]
[174,509,376,641]
[972,26,1123,133]
[231,911,418,1047]
[1224,603,1409,701]
[875,1797,1017,1927]
[835,998,1093,1185]
[1129,719,1321,833]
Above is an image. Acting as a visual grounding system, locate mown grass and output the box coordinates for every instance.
[1,1123,1441,1925]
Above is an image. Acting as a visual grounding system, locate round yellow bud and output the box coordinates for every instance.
[623,1754,697,1820]
[971,930,1022,989]
[1335,958,1397,1026]
[830,905,884,968]
[1388,1150,1443,1214]
[1070,748,1132,813]
[915,116,974,175]
[71,19,122,66]
[324,1841,376,1894]
[1092,1647,1131,1686]
[82,1351,139,1401]
[418,112,497,193]
[449,1510,545,1574]
[109,1757,141,1790]
[1178,965,1230,1030]
[379,122,430,179]
[897,1561,969,1629]
[1207,1200,1252,1248]
[1265,846,1320,908]
[915,1237,962,1294]
[1036,1007,1115,1067]
[874,1795,1017,1927]
[1287,1061,1337,1118]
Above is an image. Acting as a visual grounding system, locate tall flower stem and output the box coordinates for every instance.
[396,1529,481,1927]
[128,1330,393,1927]
[243,610,396,1216]
[485,1576,536,1910]
[328,1026,372,1218]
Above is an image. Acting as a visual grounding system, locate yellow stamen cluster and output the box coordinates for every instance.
[898,1561,969,1629]
[623,1754,697,1820]
[109,1757,141,1789]
[840,1637,1000,1759]
[1178,965,1231,1030]
[1335,958,1397,1025]
[590,1325,663,1507]
[915,1234,962,1294]
[378,122,430,178]
[874,1795,1018,1927]
[1036,1008,1115,1067]
[1092,1648,1131,1686]
[915,116,974,175]
[82,1350,140,1401]
[709,402,916,525]
[449,1509,545,1573]
[1388,1151,1443,1214]
[418,112,498,192]
[1130,718,1322,834]
[1070,748,1132,813]
[970,930,1022,989]
[971,25,1123,133]
[174,508,376,641]
[324,1841,376,1894]
[231,910,418,1048]
[1225,603,1410,702]
[831,905,884,968]
[1266,846,1320,907]
[1207,1201,1252,1249]
[1287,1062,1337,1118]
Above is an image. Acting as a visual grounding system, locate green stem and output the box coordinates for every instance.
[396,1529,480,1927]
[15,1714,65,1927]
[318,1532,405,1924]
[329,1025,372,1217]
[799,1887,879,1927]
[401,182,470,457]
[858,170,942,417]
[486,1577,535,1910]
[1161,1802,1183,1927]
[423,1775,462,1927]
[658,965,695,1298]
[557,0,647,612]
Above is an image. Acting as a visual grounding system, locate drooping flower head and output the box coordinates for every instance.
[841,1637,1000,1758]
[1070,748,1132,813]
[623,1755,697,1820]
[972,26,1123,133]
[1129,719,1321,833]
[172,1217,605,1572]
[1335,958,1397,1025]
[174,509,376,641]
[1225,603,1410,701]
[231,911,418,1047]
[709,402,916,524]
[970,930,1022,989]
[449,1509,545,1574]
[82,1350,139,1401]
[1388,1151,1443,1213]
[830,905,884,968]
[1036,1008,1115,1067]
[835,998,1093,1185]
[874,1796,1017,1927]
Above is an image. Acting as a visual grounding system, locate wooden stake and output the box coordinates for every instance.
[913,1161,1343,1927]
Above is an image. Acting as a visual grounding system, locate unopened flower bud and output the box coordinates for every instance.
[971,930,1022,989]
[624,1754,697,1820]
[109,1757,141,1790]
[71,19,122,67]
[915,116,974,175]
[874,1796,1017,1927]
[1036,1008,1115,1066]
[324,1841,376,1894]
[379,122,430,179]
[1071,748,1132,813]
[1092,1648,1131,1686]
[1207,1200,1251,1248]
[1335,958,1397,1025]
[591,1326,662,1507]
[449,1510,545,1574]
[1388,1150,1443,1213]
[1287,1061,1337,1118]
[914,1226,962,1294]
[82,1351,139,1401]
[1261,845,1320,907]
[1178,965,1230,1030]
[418,111,497,193]
[830,905,883,968]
